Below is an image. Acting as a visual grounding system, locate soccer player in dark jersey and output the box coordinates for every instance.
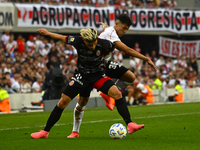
[31,28,144,139]
[68,14,157,138]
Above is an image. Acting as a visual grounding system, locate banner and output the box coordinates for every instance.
[159,36,200,58]
[15,4,200,34]
[0,3,14,30]
[15,4,115,30]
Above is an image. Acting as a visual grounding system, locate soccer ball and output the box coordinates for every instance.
[109,123,127,139]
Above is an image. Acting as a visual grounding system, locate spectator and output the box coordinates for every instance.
[179,73,187,89]
[151,50,158,64]
[16,35,25,53]
[168,0,177,8]
[114,0,122,9]
[168,71,175,88]
[160,0,169,7]
[0,85,11,113]
[1,62,6,74]
[32,77,43,93]
[140,81,155,104]
[37,55,46,68]
[146,0,155,8]
[155,55,165,67]
[11,76,23,93]
[21,76,32,93]
[190,55,198,73]
[154,0,160,7]
[179,55,187,68]
[35,34,43,53]
[6,34,17,55]
[126,82,142,105]
[4,63,12,74]
[152,72,162,90]
[39,44,50,56]
[167,80,184,103]
[1,29,10,50]
[26,35,36,55]
[113,49,123,65]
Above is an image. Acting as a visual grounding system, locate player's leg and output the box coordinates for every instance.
[67,87,93,138]
[67,96,89,138]
[96,78,144,134]
[127,85,134,105]
[31,85,80,139]
[115,70,135,89]
[100,61,135,109]
[106,61,135,89]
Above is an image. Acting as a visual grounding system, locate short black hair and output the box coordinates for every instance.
[116,14,132,26]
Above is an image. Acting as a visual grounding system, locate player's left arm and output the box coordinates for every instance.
[114,41,157,71]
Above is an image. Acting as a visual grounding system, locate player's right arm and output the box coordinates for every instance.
[99,22,109,31]
[37,28,66,43]
[114,41,157,71]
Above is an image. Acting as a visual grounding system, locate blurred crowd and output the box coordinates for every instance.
[113,42,199,90]
[0,29,77,94]
[1,29,199,96]
[0,0,178,9]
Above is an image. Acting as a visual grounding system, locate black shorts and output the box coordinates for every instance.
[62,70,106,99]
[106,61,128,79]
[62,84,94,99]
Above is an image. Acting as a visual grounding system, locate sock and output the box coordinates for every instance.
[72,103,86,133]
[44,105,64,132]
[115,97,132,125]
[115,80,132,90]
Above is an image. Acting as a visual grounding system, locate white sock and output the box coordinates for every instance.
[115,79,132,90]
[72,103,86,133]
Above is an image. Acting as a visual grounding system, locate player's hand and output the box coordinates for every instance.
[37,28,49,36]
[146,58,157,71]
[99,22,109,31]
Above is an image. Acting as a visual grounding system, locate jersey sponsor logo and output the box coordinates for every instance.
[71,73,83,85]
[70,38,75,42]
[96,50,101,56]
[69,80,74,86]
[87,51,93,54]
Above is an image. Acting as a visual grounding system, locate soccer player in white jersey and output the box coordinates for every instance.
[67,14,157,138]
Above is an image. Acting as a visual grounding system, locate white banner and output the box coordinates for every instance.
[0,3,14,30]
[159,36,200,58]
[15,4,200,34]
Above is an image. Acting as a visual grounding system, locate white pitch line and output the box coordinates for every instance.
[0,112,199,131]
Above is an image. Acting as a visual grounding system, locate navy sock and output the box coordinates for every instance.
[44,105,64,132]
[115,97,132,125]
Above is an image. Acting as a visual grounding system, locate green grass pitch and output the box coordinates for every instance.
[0,102,200,150]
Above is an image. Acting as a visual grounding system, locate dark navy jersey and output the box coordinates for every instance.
[65,35,115,74]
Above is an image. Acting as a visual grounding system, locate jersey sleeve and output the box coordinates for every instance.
[99,27,121,43]
[65,35,80,46]
[107,40,115,51]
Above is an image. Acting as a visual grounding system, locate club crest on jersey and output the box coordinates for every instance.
[69,80,74,86]
[96,50,101,56]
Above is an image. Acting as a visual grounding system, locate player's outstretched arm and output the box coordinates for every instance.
[37,28,66,43]
[114,41,157,71]
[99,22,109,31]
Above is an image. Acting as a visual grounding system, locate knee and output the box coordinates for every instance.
[78,97,89,106]
[130,73,136,82]
[57,94,71,109]
[112,91,122,100]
